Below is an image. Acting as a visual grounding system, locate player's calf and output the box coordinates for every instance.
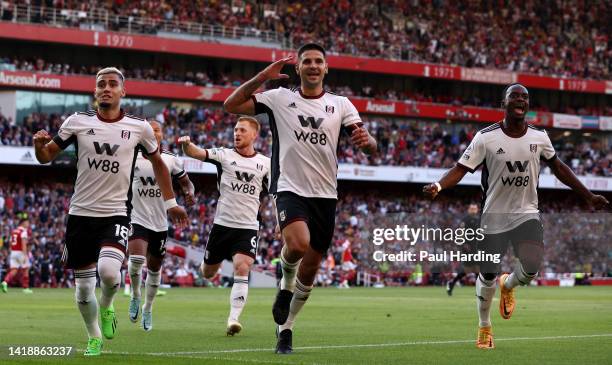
[201,262,221,279]
[98,247,124,339]
[142,269,161,331]
[499,264,536,320]
[75,268,102,341]
[228,254,252,334]
[476,273,497,329]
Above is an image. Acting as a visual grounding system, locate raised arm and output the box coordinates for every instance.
[223,57,293,115]
[178,136,208,161]
[547,157,609,208]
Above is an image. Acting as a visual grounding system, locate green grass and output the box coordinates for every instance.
[1,286,611,364]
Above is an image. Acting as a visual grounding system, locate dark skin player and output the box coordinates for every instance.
[423,84,609,209]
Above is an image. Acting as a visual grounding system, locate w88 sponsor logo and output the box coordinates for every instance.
[294,115,327,145]
[232,171,257,195]
[502,161,530,187]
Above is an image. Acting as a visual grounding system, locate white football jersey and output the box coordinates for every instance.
[253,87,362,199]
[53,110,158,217]
[205,147,270,230]
[458,122,556,233]
[131,151,186,232]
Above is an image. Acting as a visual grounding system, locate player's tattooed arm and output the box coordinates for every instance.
[33,130,61,164]
[178,136,208,161]
[547,157,610,209]
[423,164,469,199]
[178,175,196,207]
[224,56,293,115]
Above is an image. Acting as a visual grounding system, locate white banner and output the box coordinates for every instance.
[460,67,516,85]
[334,164,610,192]
[599,116,612,131]
[553,113,582,129]
[0,146,40,165]
[0,147,610,191]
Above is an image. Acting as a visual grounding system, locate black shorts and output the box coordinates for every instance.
[129,224,168,258]
[204,224,258,265]
[62,214,130,269]
[478,219,544,274]
[460,242,479,269]
[274,191,337,253]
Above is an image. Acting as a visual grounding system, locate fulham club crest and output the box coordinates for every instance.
[121,130,131,140]
[529,144,537,153]
[325,105,335,114]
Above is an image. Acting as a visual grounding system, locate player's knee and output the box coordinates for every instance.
[148,262,162,272]
[75,282,95,303]
[481,273,497,282]
[283,234,309,257]
[98,247,124,283]
[97,263,121,285]
[519,253,542,275]
[521,259,540,274]
[98,270,116,285]
[74,270,97,304]
[234,262,251,277]
[203,266,217,279]
[146,256,163,272]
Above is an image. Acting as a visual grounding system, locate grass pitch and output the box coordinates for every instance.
[1,286,611,364]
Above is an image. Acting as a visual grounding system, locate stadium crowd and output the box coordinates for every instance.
[1,0,609,79]
[0,179,609,289]
[1,109,610,176]
[2,56,611,116]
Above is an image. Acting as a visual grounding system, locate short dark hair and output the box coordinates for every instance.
[502,83,527,100]
[297,43,326,58]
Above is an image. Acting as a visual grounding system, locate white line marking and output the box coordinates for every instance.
[90,333,612,357]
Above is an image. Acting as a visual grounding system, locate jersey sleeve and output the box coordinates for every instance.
[52,114,77,150]
[20,229,28,240]
[252,88,280,115]
[139,121,158,155]
[540,131,557,162]
[171,155,187,179]
[340,97,363,127]
[457,132,486,172]
[205,147,226,163]
[262,158,271,194]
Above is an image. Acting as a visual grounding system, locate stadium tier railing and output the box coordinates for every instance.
[0,3,288,48]
[0,16,610,94]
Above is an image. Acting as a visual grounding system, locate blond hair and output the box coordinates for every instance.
[96,67,125,83]
[237,116,260,132]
